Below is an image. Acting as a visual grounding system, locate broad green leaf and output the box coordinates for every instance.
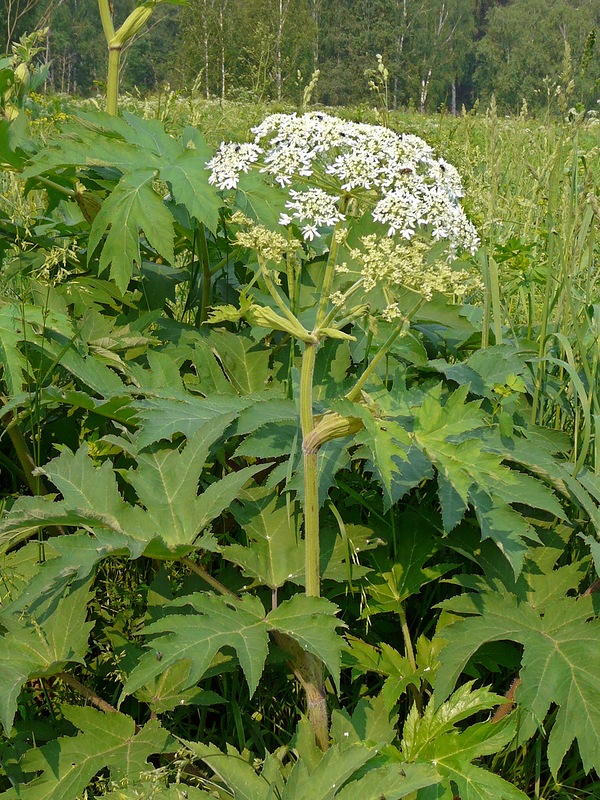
[234,398,297,436]
[161,148,222,232]
[128,349,186,392]
[581,533,600,578]
[409,719,527,800]
[186,741,271,800]
[196,729,437,800]
[267,595,345,691]
[5,530,138,612]
[0,302,81,395]
[234,421,299,459]
[207,329,273,394]
[133,393,249,449]
[0,116,28,169]
[223,487,304,588]
[125,414,241,544]
[0,303,29,394]
[133,659,225,713]
[352,405,432,510]
[401,683,504,761]
[42,443,130,517]
[23,118,162,176]
[89,169,175,292]
[343,637,421,711]
[436,591,600,775]
[363,522,456,615]
[345,693,397,746]
[405,384,565,573]
[0,419,261,561]
[120,112,181,160]
[0,706,171,800]
[335,763,440,800]
[398,688,527,800]
[0,581,93,733]
[281,742,379,800]
[122,593,269,698]
[101,783,211,800]
[234,171,289,231]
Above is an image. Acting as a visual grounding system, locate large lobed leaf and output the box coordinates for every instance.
[436,591,600,776]
[122,593,345,700]
[0,581,93,734]
[399,684,528,799]
[0,706,171,800]
[0,415,260,560]
[23,112,222,291]
[349,381,568,575]
[188,737,439,800]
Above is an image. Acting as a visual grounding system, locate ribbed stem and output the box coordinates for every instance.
[300,342,320,596]
[198,224,211,323]
[106,46,121,116]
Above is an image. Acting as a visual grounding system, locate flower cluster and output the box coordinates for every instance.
[206,142,262,190]
[345,234,482,313]
[231,211,294,263]
[207,111,479,256]
[279,188,345,241]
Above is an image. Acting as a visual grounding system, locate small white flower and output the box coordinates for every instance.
[301,224,319,241]
[206,142,263,190]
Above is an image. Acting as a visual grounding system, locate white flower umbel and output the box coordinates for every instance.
[207,111,480,252]
[206,142,263,190]
[279,188,345,240]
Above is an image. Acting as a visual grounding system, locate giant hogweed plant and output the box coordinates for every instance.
[0,93,599,798]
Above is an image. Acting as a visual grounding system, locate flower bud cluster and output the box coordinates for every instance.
[345,234,482,314]
[231,211,295,263]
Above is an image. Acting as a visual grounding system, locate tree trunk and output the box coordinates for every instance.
[419,68,431,112]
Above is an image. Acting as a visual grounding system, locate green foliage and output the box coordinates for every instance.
[122,593,344,699]
[0,74,599,800]
[0,420,263,559]
[0,707,172,799]
[437,589,600,776]
[23,112,221,291]
[0,580,93,733]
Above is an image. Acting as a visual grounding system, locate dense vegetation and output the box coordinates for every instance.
[1,0,599,112]
[1,5,600,800]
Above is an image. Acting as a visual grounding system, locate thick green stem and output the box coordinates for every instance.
[293,206,351,748]
[313,207,348,333]
[1,409,43,496]
[198,224,211,323]
[37,176,77,198]
[97,0,115,40]
[300,342,320,597]
[97,0,119,115]
[106,46,121,116]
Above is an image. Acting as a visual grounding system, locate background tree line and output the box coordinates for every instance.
[1,0,599,112]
